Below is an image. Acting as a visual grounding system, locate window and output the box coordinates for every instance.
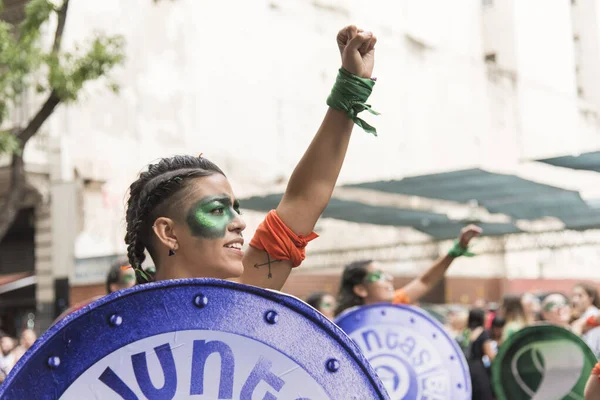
[484,53,497,63]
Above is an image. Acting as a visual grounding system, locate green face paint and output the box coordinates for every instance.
[543,300,567,312]
[186,195,241,239]
[364,271,392,284]
[120,274,135,285]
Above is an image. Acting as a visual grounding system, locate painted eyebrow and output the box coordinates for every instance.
[198,194,233,206]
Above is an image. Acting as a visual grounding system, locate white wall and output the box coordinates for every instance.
[513,0,581,159]
[26,0,600,282]
[572,0,600,109]
[482,0,518,71]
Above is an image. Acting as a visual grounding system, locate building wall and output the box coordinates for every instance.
[283,270,590,305]
[35,203,54,331]
[46,0,496,262]
[72,272,586,307]
[482,0,517,71]
[572,0,600,109]
[283,270,506,304]
[12,0,599,295]
[70,284,105,306]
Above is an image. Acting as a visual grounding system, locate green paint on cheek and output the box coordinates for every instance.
[194,210,219,228]
[186,197,237,239]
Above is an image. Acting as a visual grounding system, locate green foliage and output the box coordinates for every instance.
[48,35,125,101]
[0,0,125,153]
[0,130,20,154]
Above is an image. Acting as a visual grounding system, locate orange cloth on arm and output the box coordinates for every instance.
[249,210,319,268]
[393,288,411,305]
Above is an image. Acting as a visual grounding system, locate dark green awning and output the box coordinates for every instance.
[241,193,521,240]
[537,151,600,173]
[345,169,599,226]
[240,168,600,238]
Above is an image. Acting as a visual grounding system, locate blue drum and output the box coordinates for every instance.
[1,279,389,399]
[335,304,471,400]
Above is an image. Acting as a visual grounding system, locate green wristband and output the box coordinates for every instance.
[326,68,380,135]
[448,240,475,258]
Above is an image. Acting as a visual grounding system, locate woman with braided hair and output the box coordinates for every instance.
[124,25,378,290]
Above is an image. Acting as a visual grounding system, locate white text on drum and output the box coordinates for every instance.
[98,340,311,400]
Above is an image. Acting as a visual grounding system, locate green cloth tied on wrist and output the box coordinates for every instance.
[327,68,379,135]
[448,240,475,258]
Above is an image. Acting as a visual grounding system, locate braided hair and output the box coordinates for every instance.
[124,155,225,283]
[334,259,373,316]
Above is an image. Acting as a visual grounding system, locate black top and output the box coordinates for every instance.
[468,329,491,361]
[467,329,494,400]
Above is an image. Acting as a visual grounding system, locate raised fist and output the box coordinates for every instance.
[336,25,377,79]
[458,224,482,248]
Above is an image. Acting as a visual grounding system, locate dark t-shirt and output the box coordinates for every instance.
[467,329,494,400]
[468,329,491,361]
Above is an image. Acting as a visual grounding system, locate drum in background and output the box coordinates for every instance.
[335,304,471,400]
[1,278,389,400]
[492,324,597,400]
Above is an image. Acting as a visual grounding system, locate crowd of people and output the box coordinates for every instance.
[0,261,137,384]
[449,284,599,399]
[0,329,36,384]
[306,281,600,399]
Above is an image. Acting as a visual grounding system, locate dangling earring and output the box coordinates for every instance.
[168,248,176,256]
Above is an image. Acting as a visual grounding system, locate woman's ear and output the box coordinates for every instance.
[353,284,368,299]
[152,217,179,251]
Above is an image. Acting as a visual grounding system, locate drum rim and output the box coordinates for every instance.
[1,278,390,399]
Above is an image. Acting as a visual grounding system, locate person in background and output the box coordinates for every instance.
[521,292,541,324]
[305,292,337,320]
[488,315,505,346]
[571,283,600,336]
[0,333,16,382]
[53,259,138,324]
[485,302,499,330]
[540,293,571,328]
[500,294,527,342]
[446,306,469,353]
[334,225,481,316]
[11,329,36,365]
[572,283,600,320]
[105,261,137,294]
[465,308,495,400]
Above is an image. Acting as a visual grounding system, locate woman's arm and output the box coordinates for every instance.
[585,364,600,400]
[572,316,587,336]
[240,26,377,290]
[398,225,481,302]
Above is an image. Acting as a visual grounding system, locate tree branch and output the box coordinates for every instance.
[18,0,70,146]
[52,0,70,54]
[0,153,25,239]
[17,90,60,145]
[0,1,70,241]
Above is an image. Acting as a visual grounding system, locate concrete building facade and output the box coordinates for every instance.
[3,0,600,330]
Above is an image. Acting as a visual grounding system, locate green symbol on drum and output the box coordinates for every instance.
[511,341,583,399]
[492,325,597,400]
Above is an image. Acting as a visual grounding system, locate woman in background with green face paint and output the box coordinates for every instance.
[335,225,482,317]
[305,292,337,320]
[122,25,378,291]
